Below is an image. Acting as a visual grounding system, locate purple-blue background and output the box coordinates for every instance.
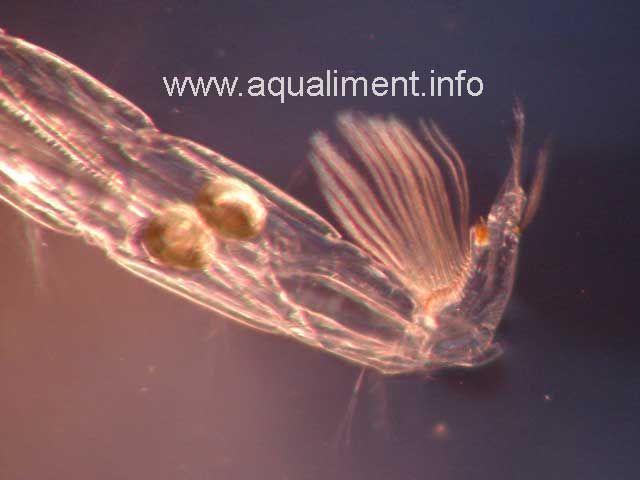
[1,2,638,479]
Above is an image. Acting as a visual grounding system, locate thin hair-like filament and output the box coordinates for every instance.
[311,114,470,299]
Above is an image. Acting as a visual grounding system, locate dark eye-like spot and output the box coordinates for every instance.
[472,219,489,247]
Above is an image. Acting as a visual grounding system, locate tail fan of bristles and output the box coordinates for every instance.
[310,113,470,297]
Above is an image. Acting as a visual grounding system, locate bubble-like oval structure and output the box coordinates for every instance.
[141,203,213,269]
[195,177,267,240]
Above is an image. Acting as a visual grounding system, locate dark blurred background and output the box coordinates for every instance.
[1,1,638,479]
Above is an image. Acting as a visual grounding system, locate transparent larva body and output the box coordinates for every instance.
[0,31,546,374]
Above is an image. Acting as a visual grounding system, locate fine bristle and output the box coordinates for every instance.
[310,113,470,298]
